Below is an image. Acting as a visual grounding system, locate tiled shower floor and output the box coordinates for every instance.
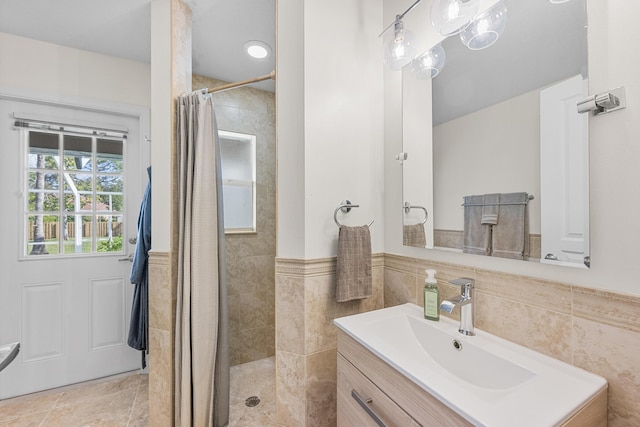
[0,356,275,427]
[229,356,276,427]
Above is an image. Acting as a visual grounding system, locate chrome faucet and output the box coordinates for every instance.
[440,278,475,336]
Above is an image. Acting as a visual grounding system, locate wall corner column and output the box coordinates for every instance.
[148,0,192,426]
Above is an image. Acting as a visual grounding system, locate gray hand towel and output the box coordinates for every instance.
[336,225,372,302]
[463,195,491,256]
[403,223,427,248]
[492,192,529,260]
[481,193,500,225]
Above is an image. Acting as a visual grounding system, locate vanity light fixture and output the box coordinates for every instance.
[381,0,505,75]
[430,0,481,36]
[460,0,508,50]
[243,40,271,59]
[380,0,423,71]
[412,43,446,79]
[383,16,417,70]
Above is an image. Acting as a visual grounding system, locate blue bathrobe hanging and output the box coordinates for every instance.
[128,167,151,357]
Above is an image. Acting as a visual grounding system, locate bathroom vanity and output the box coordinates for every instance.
[338,330,471,426]
[335,304,607,427]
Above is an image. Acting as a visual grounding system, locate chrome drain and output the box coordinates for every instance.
[245,396,261,407]
[452,339,463,351]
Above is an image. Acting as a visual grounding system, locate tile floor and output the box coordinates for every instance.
[0,371,148,426]
[0,356,275,427]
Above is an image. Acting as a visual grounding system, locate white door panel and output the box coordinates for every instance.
[0,96,146,398]
[540,75,589,267]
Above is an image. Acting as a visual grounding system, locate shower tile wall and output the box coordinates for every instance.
[384,254,640,426]
[192,74,276,366]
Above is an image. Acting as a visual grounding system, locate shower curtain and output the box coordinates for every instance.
[175,90,229,427]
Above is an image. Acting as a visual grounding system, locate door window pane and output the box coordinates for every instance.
[28,132,58,169]
[23,129,126,258]
[97,215,124,253]
[28,214,60,255]
[28,192,60,212]
[64,135,93,171]
[28,172,59,191]
[96,139,123,173]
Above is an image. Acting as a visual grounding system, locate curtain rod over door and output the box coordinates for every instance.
[206,70,276,94]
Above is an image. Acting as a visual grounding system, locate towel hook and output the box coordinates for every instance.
[334,200,374,228]
[403,202,428,225]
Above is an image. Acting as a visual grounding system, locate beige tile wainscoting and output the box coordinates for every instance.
[148,251,175,427]
[274,255,384,427]
[384,253,640,426]
[433,229,542,261]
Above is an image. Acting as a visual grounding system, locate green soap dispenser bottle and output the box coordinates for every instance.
[424,269,440,321]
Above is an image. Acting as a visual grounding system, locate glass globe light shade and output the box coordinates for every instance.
[383,23,416,71]
[460,0,508,50]
[430,0,481,36]
[411,44,446,79]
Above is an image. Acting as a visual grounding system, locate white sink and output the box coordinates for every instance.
[406,316,535,389]
[334,303,607,426]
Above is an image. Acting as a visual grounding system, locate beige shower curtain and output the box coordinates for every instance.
[175,90,229,427]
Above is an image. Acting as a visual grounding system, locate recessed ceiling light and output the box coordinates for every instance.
[244,41,271,59]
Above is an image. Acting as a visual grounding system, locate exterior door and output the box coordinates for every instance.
[540,75,589,267]
[0,96,146,399]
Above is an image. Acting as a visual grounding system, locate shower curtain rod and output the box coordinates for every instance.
[207,70,276,94]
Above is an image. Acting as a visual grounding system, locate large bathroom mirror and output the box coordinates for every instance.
[401,0,590,268]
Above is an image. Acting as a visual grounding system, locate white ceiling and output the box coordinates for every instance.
[432,0,588,125]
[0,0,586,119]
[0,0,276,92]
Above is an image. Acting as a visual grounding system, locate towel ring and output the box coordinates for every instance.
[403,202,428,225]
[334,200,374,228]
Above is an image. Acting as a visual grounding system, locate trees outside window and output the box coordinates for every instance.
[26,130,125,256]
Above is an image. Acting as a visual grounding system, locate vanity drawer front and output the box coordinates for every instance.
[338,353,418,427]
[338,330,472,427]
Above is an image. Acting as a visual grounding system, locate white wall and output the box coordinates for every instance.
[383,0,405,254]
[384,1,640,295]
[276,0,306,259]
[149,0,174,253]
[0,32,150,107]
[277,0,384,259]
[0,31,152,247]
